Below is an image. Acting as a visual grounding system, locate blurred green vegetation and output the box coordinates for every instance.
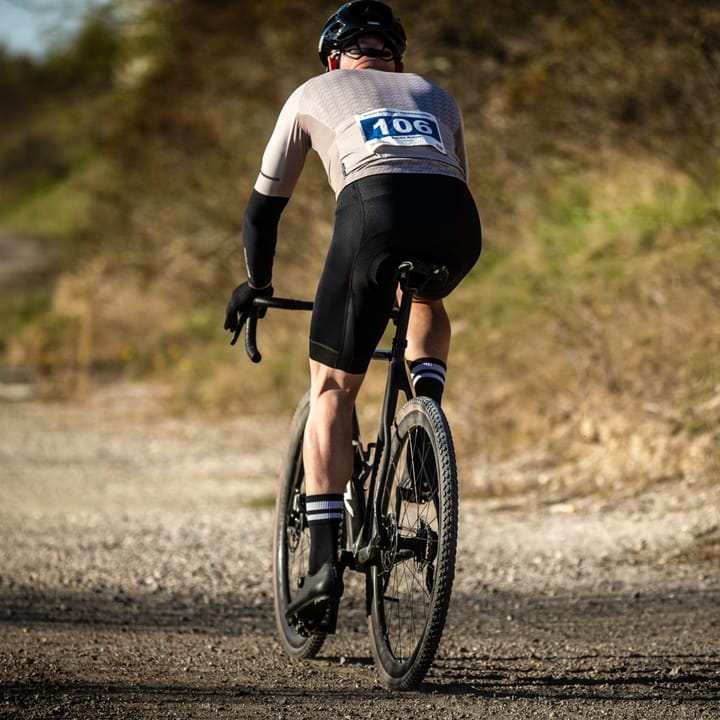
[1,0,718,483]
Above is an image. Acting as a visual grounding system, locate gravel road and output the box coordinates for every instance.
[1,383,718,719]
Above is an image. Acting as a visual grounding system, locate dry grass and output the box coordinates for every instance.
[1,0,719,490]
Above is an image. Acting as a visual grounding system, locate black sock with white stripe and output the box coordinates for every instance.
[306,493,344,575]
[409,357,447,404]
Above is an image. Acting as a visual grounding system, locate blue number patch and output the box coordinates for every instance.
[356,108,446,154]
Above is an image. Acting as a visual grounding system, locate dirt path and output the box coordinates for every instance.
[1,384,718,719]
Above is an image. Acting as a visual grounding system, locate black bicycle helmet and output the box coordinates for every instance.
[318,0,407,68]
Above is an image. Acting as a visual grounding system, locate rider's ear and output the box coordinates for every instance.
[328,53,340,71]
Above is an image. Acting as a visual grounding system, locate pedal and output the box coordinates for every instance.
[399,472,434,504]
[288,598,339,637]
[318,599,339,634]
[399,484,431,504]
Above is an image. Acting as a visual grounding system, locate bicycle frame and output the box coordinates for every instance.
[244,260,449,570]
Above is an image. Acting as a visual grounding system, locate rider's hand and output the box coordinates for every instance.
[223,281,274,335]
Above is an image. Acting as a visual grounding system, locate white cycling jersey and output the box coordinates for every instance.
[254,68,468,199]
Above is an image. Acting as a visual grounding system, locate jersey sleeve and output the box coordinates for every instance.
[253,85,312,199]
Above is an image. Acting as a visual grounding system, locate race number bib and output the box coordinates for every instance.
[356,108,446,155]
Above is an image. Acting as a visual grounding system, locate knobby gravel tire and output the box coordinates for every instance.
[367,396,458,690]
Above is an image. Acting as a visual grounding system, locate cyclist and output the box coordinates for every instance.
[224,0,481,630]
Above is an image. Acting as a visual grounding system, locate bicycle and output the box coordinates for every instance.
[235,260,459,690]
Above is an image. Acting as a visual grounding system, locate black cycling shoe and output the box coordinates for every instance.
[399,469,434,503]
[285,562,344,636]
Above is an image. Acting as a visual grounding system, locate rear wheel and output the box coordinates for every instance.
[368,396,458,689]
[273,392,326,659]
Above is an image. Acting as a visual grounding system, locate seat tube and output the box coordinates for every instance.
[358,271,416,565]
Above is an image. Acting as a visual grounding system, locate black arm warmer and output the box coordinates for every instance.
[242,189,289,288]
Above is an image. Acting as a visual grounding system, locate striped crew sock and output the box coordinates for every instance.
[409,357,447,404]
[306,493,344,575]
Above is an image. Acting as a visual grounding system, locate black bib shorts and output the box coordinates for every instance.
[309,173,482,374]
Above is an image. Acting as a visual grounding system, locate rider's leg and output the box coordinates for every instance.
[303,360,365,574]
[406,297,451,403]
[406,297,451,362]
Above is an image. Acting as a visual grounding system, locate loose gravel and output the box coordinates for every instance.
[1,385,718,719]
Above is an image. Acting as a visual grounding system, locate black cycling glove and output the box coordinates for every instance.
[223,281,274,335]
